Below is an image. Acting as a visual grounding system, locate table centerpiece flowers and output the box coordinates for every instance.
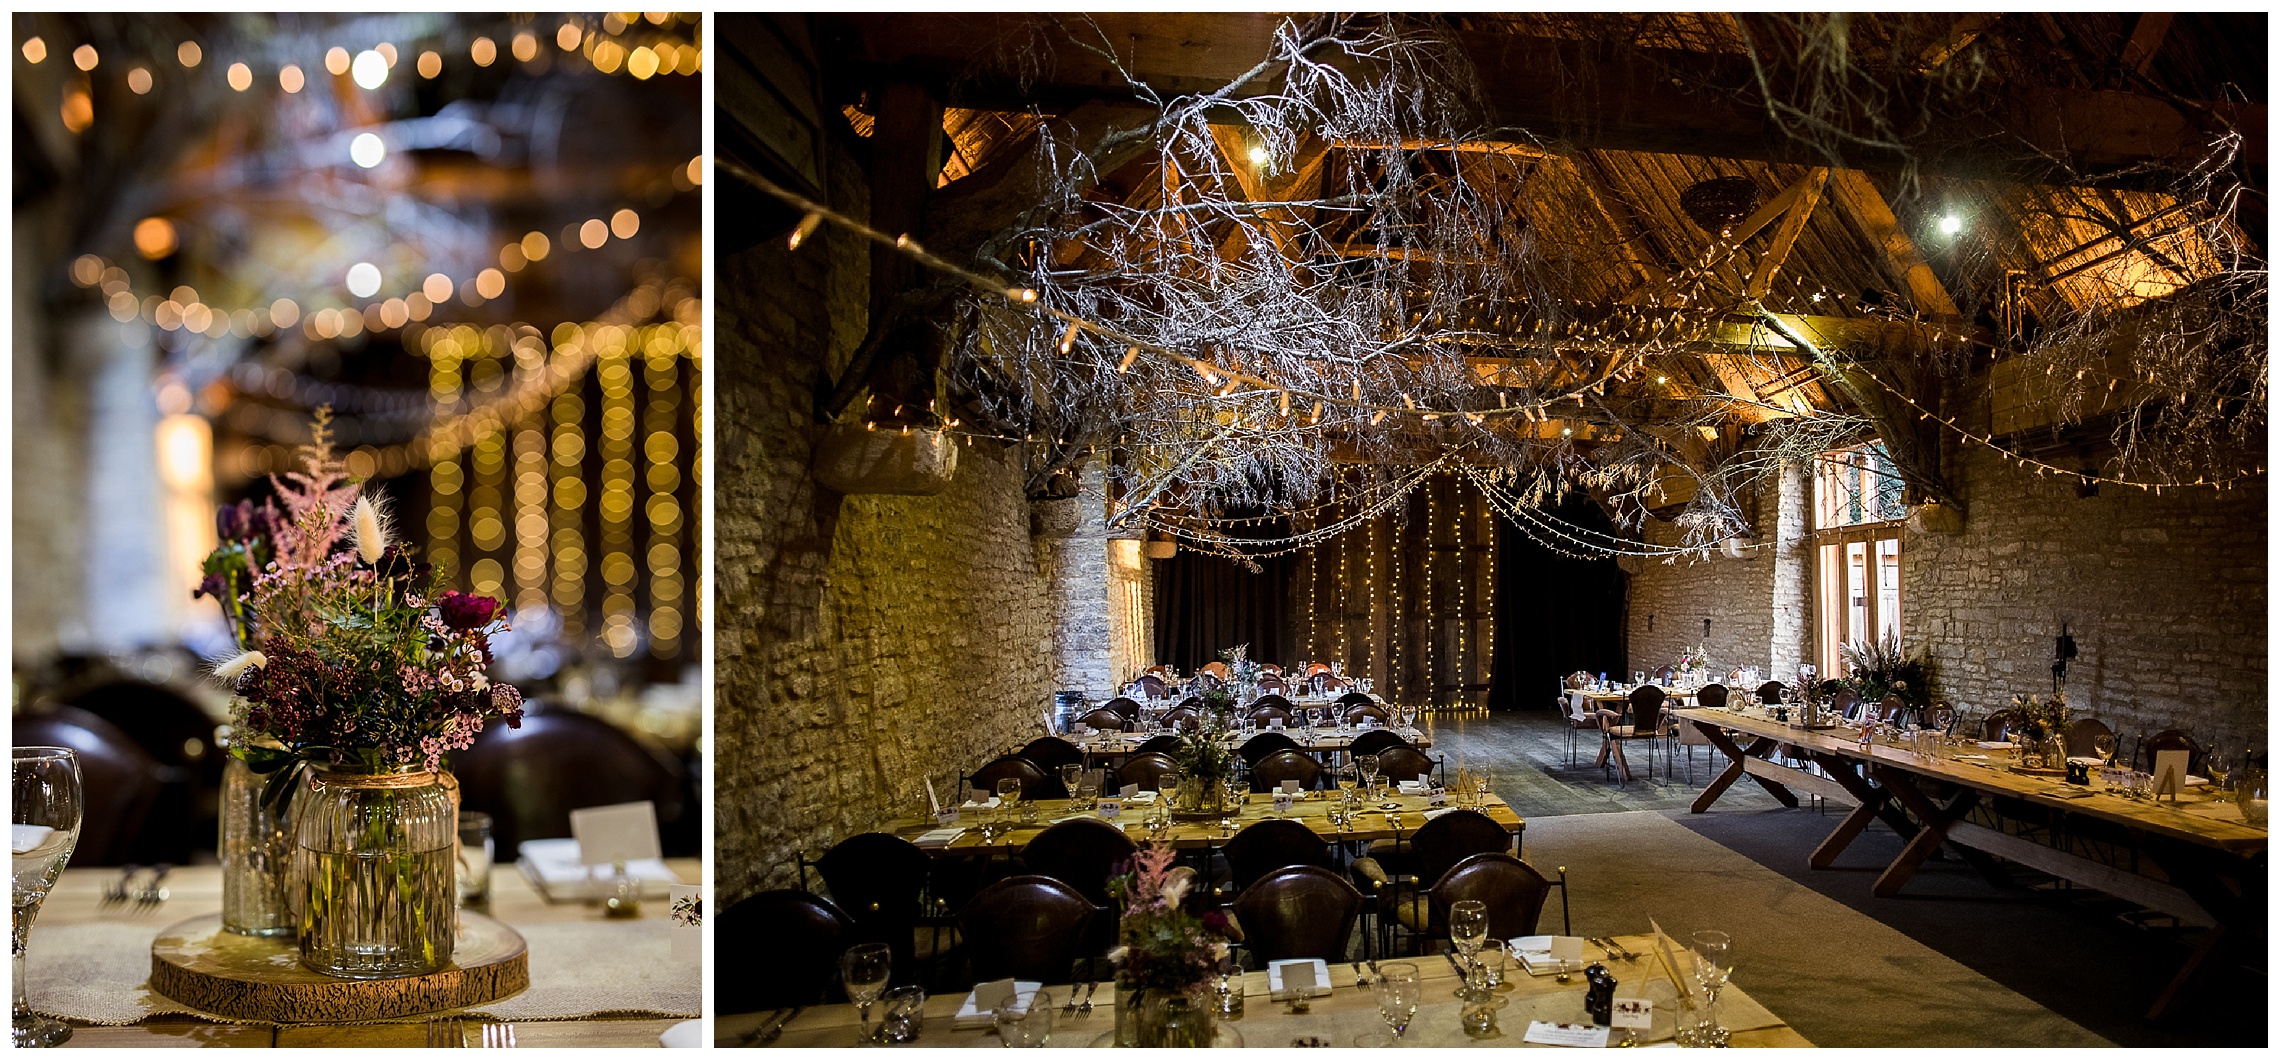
[1169,712,1237,819]
[202,413,523,978]
[2009,693,2070,771]
[1840,634,1931,718]
[1106,844,1235,1047]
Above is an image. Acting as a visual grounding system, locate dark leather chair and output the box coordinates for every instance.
[1134,676,1169,700]
[1346,729,1412,759]
[1249,750,1322,793]
[62,680,224,864]
[451,705,687,860]
[1249,694,1295,716]
[1021,737,1086,771]
[717,889,857,1013]
[1598,687,1665,783]
[1117,752,1180,793]
[1374,746,1439,785]
[1826,687,1861,721]
[1981,710,2022,741]
[970,755,1066,801]
[957,876,1095,983]
[1755,681,1785,705]
[1239,732,1302,765]
[11,705,162,867]
[1158,709,1202,733]
[1307,673,1343,695]
[1020,817,1138,905]
[2143,729,2203,774]
[1077,708,1131,733]
[1653,666,1676,684]
[1343,702,1392,725]
[1400,852,1553,945]
[1256,675,1288,694]
[1133,734,1185,757]
[1876,694,1908,723]
[1103,696,1144,721]
[1353,809,1513,955]
[1694,683,1729,710]
[1336,691,1376,708]
[1231,865,1363,963]
[814,832,930,927]
[1246,703,1292,728]
[2062,717,2114,760]
[1222,818,1329,891]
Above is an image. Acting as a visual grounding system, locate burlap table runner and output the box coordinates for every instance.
[27,918,698,1026]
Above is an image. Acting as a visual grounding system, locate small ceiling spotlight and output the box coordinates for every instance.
[1937,215,1963,236]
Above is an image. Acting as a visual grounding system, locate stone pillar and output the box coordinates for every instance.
[1769,459,1812,680]
[1047,462,1113,694]
[71,312,173,652]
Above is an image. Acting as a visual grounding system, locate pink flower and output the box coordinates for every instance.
[439,591,502,630]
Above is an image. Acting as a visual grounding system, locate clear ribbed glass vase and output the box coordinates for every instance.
[295,766,457,979]
[219,757,299,937]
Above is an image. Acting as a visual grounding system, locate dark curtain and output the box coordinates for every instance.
[1488,495,1628,711]
[1152,549,1291,673]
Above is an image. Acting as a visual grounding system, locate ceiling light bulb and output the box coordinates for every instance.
[351,49,388,90]
[346,262,383,298]
[1938,215,1962,236]
[1248,144,1272,167]
[349,132,386,168]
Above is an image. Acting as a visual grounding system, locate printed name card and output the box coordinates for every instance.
[2153,749,2189,800]
[936,809,961,826]
[1273,792,1295,813]
[569,801,662,867]
[669,884,702,961]
[1427,786,1448,806]
[1611,997,1653,1030]
[1278,960,1317,995]
[1269,718,1285,730]
[1524,1021,1611,1047]
[1549,935,1587,964]
[1097,798,1123,819]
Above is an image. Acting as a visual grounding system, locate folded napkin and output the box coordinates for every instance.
[1127,791,1159,804]
[1397,780,1427,795]
[961,797,1003,809]
[1510,936,1588,977]
[1976,741,2017,750]
[1421,807,1457,821]
[953,983,1042,1029]
[913,827,967,848]
[518,838,680,900]
[659,1019,703,1048]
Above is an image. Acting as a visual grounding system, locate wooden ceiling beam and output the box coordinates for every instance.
[1825,169,1962,317]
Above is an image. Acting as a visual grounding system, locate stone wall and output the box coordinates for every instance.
[1906,445,2266,751]
[1624,477,1785,679]
[714,137,1060,903]
[1107,535,1155,688]
[1046,465,1113,695]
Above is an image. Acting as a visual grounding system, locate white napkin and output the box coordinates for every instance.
[1421,807,1457,821]
[11,825,54,853]
[517,838,680,900]
[1976,741,2017,750]
[1127,791,1159,804]
[1397,780,1427,795]
[913,827,966,847]
[953,982,1042,1029]
[659,1019,703,1048]
[961,797,1003,809]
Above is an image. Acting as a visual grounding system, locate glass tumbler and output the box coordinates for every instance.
[457,812,495,908]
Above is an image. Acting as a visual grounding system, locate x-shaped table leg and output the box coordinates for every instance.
[1690,723,1798,813]
[2140,838,2265,1020]
[1869,765,1979,897]
[1803,752,1906,868]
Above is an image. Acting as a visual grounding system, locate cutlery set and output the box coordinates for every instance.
[100,863,172,908]
[423,1017,518,1048]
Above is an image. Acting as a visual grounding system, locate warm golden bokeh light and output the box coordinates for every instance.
[61,89,93,133]
[177,41,201,67]
[521,231,552,261]
[512,32,538,62]
[557,21,582,50]
[279,64,305,92]
[375,42,399,67]
[227,62,252,91]
[423,273,455,303]
[475,267,506,299]
[686,155,703,186]
[324,46,350,75]
[627,46,659,80]
[134,217,178,258]
[127,66,152,93]
[580,219,609,249]
[417,50,441,78]
[268,298,300,329]
[22,37,47,64]
[72,44,97,71]
[610,209,640,239]
[471,37,496,66]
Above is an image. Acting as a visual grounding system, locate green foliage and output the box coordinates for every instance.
[1839,634,1929,709]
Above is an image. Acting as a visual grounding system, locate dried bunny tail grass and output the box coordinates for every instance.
[212,650,268,682]
[352,494,391,565]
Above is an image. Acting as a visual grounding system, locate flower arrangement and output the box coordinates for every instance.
[1676,643,1713,672]
[1840,634,1931,709]
[1105,844,1233,994]
[2011,693,2069,738]
[1217,643,1260,688]
[202,413,524,799]
[669,893,703,929]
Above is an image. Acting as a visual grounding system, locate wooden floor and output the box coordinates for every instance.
[1420,707,1794,820]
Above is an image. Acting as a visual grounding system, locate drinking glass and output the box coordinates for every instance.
[1476,938,1509,990]
[1358,754,1381,791]
[1473,767,1494,807]
[1337,762,1360,802]
[1360,962,1420,1045]
[840,942,892,1043]
[1447,900,1490,997]
[1059,764,1082,799]
[996,778,1023,820]
[995,990,1053,1047]
[2092,732,2117,766]
[13,747,84,1048]
[1689,930,1733,1047]
[879,984,927,1044]
[2206,747,2232,793]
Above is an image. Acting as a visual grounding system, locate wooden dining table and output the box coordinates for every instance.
[1671,704,2267,1019]
[723,930,1811,1047]
[885,789,1524,858]
[38,858,700,1048]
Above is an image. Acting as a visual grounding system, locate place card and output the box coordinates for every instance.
[1121,783,1141,799]
[1427,786,1448,806]
[2153,750,2188,800]
[1267,959,1329,999]
[936,809,961,826]
[1097,798,1123,820]
[570,801,662,867]
[668,884,701,961]
[972,978,1018,1014]
[1279,779,1302,795]
[1269,718,1285,730]
[1273,792,1295,813]
[1524,1021,1611,1047]
[1610,997,1654,1031]
[1549,935,1587,964]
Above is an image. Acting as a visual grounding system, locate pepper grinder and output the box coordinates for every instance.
[1583,962,1616,1026]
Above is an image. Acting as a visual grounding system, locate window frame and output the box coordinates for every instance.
[1811,443,1907,676]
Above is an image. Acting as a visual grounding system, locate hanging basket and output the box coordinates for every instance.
[1030,496,1083,537]
[812,425,958,496]
[1142,540,1178,560]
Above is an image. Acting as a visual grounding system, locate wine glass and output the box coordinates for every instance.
[12,747,83,1048]
[2206,746,2232,793]
[1337,761,1360,804]
[1688,931,1733,1047]
[1447,900,1490,998]
[1360,962,1420,1044]
[2092,732,2118,767]
[997,778,1022,818]
[1358,754,1381,794]
[840,942,892,1043]
[1473,767,1494,808]
[1059,763,1081,800]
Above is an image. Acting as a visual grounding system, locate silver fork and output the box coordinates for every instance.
[136,864,173,908]
[479,1022,516,1048]
[103,865,141,905]
[425,1017,463,1047]
[1078,979,1100,1015]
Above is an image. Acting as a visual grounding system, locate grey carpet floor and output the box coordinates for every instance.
[1521,809,2114,1049]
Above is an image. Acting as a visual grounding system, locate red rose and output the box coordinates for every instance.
[438,591,503,629]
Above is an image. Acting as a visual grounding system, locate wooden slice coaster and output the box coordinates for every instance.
[149,912,529,1022]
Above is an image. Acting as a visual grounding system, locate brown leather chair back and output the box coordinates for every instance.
[1222,818,1329,890]
[1160,708,1201,731]
[1876,694,1907,722]
[1626,685,1667,731]
[1238,732,1302,765]
[1336,692,1376,709]
[452,705,686,860]
[1694,683,1729,710]
[815,832,931,925]
[64,680,224,863]
[1135,676,1169,699]
[2062,718,2113,758]
[1249,693,1295,713]
[718,889,857,1013]
[957,876,1095,983]
[1256,675,1288,694]
[1117,752,1179,793]
[1346,730,1412,759]
[1345,703,1393,726]
[1247,703,1292,727]
[1981,710,2021,742]
[1429,853,1551,940]
[1102,696,1144,720]
[1020,818,1139,905]
[1308,673,1341,695]
[11,706,161,867]
[2143,729,2202,774]
[1021,737,1086,770]
[1755,681,1785,705]
[1078,708,1131,732]
[1248,750,1322,793]
[1231,865,1363,963]
[971,755,1065,800]
[1653,666,1676,683]
[1410,809,1512,887]
[1374,746,1437,785]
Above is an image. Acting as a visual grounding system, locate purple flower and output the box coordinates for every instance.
[438,591,503,630]
[193,572,230,601]
[492,683,524,728]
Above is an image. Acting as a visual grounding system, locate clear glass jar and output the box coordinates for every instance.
[219,756,300,937]
[295,766,458,979]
